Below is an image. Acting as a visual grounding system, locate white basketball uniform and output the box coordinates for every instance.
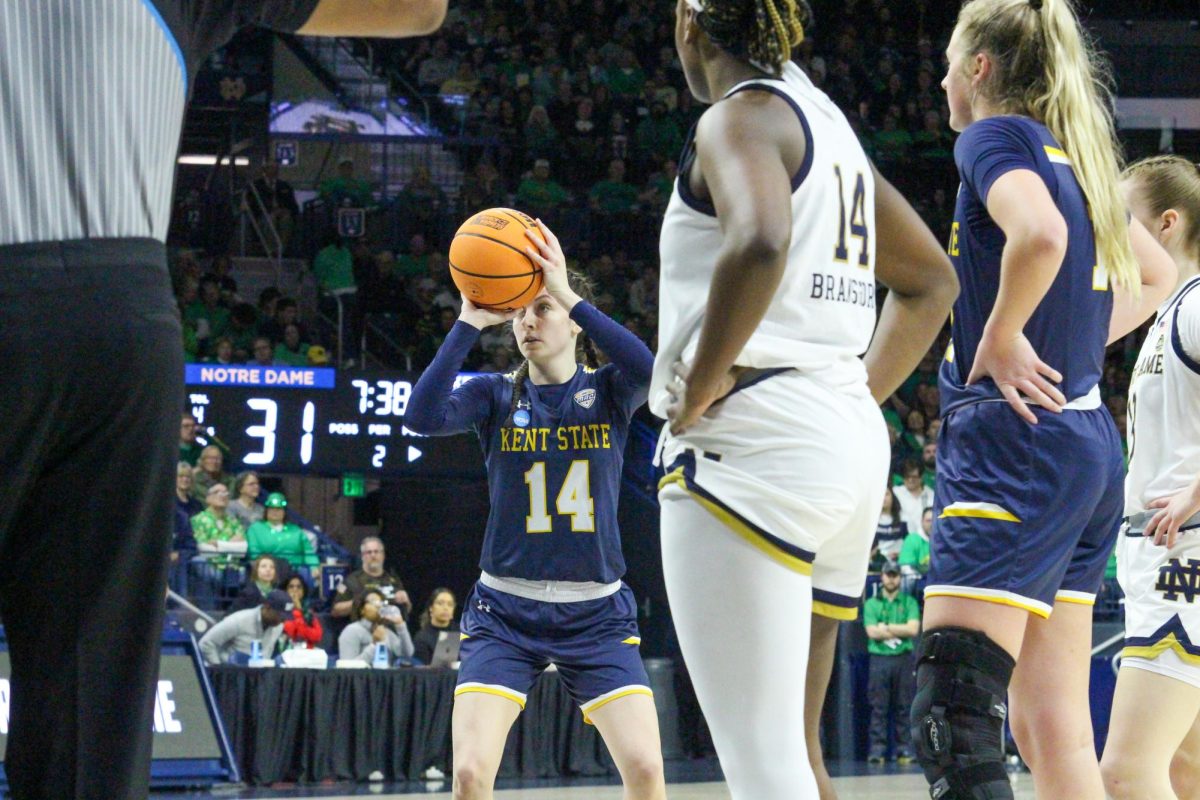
[1118,274,1200,687]
[654,61,889,619]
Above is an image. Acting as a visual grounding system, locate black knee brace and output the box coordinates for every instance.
[910,627,1016,800]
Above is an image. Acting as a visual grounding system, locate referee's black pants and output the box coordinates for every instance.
[0,240,181,799]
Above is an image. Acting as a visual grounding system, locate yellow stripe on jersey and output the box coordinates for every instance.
[813,601,859,621]
[459,633,470,640]
[1121,634,1200,667]
[1044,145,1072,165]
[621,636,642,645]
[939,502,1022,523]
[659,468,814,576]
[923,586,1052,618]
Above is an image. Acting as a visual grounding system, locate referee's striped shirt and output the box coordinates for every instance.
[0,0,318,249]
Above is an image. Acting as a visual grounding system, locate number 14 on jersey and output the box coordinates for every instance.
[833,164,870,268]
[524,461,595,533]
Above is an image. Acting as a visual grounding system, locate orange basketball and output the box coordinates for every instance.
[448,207,545,309]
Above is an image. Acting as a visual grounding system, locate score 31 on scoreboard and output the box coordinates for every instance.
[184,365,484,477]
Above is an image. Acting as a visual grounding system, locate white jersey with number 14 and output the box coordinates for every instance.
[651,62,878,418]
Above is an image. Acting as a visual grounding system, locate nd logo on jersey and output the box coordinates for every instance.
[1156,558,1200,603]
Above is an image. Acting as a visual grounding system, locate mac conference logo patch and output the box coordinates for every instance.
[574,389,596,409]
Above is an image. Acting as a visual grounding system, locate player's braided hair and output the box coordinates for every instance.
[693,0,812,75]
[506,269,598,427]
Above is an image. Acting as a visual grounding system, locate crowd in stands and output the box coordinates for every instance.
[181,483,459,667]
[175,0,1148,396]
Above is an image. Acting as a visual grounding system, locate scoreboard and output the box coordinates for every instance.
[184,365,484,477]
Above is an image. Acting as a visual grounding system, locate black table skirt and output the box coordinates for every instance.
[209,666,616,784]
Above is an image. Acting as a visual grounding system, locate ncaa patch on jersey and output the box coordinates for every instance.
[574,389,597,409]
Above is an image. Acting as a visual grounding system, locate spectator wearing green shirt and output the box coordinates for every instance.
[871,111,913,168]
[183,275,229,356]
[180,412,204,466]
[191,484,246,549]
[395,233,431,279]
[318,159,374,209]
[588,159,639,215]
[899,507,934,577]
[246,493,319,569]
[313,239,356,293]
[224,303,260,360]
[899,409,928,462]
[603,48,645,99]
[515,159,570,221]
[913,110,954,162]
[863,563,920,764]
[634,102,683,170]
[589,159,639,245]
[919,441,938,492]
[273,323,310,367]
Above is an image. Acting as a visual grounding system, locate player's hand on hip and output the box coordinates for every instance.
[967,329,1065,425]
[1144,484,1200,549]
[665,361,735,435]
[459,295,518,329]
[525,220,581,311]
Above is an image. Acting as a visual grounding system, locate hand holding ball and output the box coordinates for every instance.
[449,208,545,309]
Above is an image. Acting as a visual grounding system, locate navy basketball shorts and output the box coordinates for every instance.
[927,401,1124,618]
[455,581,652,722]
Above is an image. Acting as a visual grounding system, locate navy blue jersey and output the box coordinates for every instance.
[407,303,653,583]
[940,116,1113,415]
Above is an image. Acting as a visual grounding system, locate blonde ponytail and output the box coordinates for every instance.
[958,0,1138,292]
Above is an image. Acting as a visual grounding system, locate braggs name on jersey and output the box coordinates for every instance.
[810,274,877,309]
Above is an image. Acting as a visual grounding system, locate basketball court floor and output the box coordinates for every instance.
[283,776,1035,799]
[157,761,1037,799]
